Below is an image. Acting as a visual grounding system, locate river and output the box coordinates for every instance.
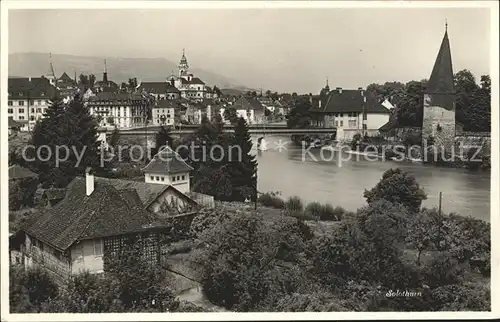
[254,136,491,222]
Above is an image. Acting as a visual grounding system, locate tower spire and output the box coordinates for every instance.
[426,23,454,94]
[445,19,448,32]
[104,59,107,73]
[103,58,108,83]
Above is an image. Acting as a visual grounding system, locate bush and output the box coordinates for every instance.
[258,192,285,209]
[285,196,304,214]
[422,252,465,288]
[10,266,59,313]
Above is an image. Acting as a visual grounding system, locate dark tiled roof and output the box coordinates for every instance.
[44,188,67,200]
[93,177,196,208]
[426,30,454,94]
[8,77,58,99]
[143,147,194,175]
[9,165,38,180]
[23,177,155,251]
[139,82,179,94]
[233,96,265,111]
[320,90,390,114]
[190,77,205,85]
[58,72,74,83]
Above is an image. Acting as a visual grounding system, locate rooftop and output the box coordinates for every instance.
[318,89,391,114]
[143,146,194,175]
[22,177,155,251]
[9,165,38,180]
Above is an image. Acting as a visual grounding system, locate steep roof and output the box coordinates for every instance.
[8,77,58,99]
[23,177,155,251]
[233,96,265,111]
[320,89,390,114]
[58,72,74,83]
[9,165,38,180]
[426,29,454,94]
[143,146,194,175]
[88,91,148,102]
[190,77,205,85]
[94,177,197,208]
[139,82,179,94]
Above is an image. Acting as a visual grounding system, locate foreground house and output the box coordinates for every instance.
[14,169,167,282]
[222,96,267,124]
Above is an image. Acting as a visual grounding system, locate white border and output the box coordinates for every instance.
[1,1,499,321]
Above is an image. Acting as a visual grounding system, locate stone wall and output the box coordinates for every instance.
[422,94,456,153]
[455,133,491,156]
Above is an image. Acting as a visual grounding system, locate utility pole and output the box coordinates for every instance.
[438,191,442,216]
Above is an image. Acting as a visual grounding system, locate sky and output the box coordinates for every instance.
[8,7,491,93]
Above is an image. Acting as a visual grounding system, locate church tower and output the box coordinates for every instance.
[178,49,189,77]
[45,53,57,86]
[422,22,456,155]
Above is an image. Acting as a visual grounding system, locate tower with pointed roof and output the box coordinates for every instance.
[45,53,57,86]
[422,22,456,155]
[178,49,189,77]
[103,59,109,84]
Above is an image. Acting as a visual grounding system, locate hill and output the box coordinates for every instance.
[9,52,245,89]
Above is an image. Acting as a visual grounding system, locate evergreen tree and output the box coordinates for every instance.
[109,126,121,150]
[228,117,257,201]
[154,125,173,155]
[30,94,100,188]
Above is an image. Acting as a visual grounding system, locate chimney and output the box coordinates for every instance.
[358,87,364,96]
[86,167,94,196]
[336,87,342,94]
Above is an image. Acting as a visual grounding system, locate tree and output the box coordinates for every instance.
[223,106,238,125]
[395,80,427,127]
[154,125,173,155]
[406,208,442,265]
[287,96,311,129]
[10,266,58,313]
[363,168,427,212]
[109,126,120,149]
[30,94,100,188]
[228,117,257,201]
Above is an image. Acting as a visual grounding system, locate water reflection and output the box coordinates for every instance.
[256,143,491,222]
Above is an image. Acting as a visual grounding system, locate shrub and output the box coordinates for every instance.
[422,252,465,288]
[10,266,59,313]
[258,192,285,209]
[285,196,304,213]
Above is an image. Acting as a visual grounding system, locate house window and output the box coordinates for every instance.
[340,120,343,127]
[335,121,338,127]
[93,239,103,256]
[177,176,180,181]
[19,116,25,120]
[43,108,47,113]
[30,116,35,121]
[150,176,154,181]
[348,120,357,128]
[161,176,165,182]
[36,108,42,113]
[156,176,160,181]
[18,108,24,113]
[37,100,42,105]
[8,101,12,106]
[363,124,367,130]
[172,176,176,182]
[8,108,13,114]
[182,175,185,180]
[31,108,35,113]
[30,100,34,106]
[19,101,24,106]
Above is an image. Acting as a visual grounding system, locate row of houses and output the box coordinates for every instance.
[9,146,214,281]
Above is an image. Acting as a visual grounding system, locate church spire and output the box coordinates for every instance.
[46,53,56,80]
[426,23,454,94]
[325,77,330,90]
[103,59,108,83]
[178,49,189,76]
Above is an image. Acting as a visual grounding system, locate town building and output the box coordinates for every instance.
[94,59,119,93]
[86,91,153,129]
[7,77,58,132]
[310,87,391,141]
[152,99,177,126]
[221,96,267,124]
[143,146,194,194]
[166,50,211,101]
[138,81,181,100]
